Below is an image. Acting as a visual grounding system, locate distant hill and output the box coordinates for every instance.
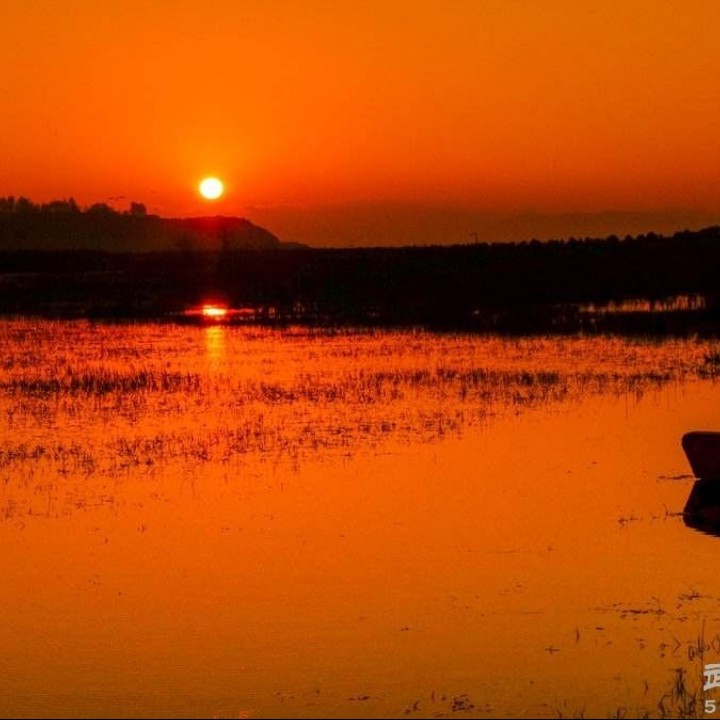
[0,196,300,251]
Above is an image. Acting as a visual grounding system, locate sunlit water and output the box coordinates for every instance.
[2,321,720,718]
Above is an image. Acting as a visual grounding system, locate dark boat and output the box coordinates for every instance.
[682,432,720,537]
[681,431,720,481]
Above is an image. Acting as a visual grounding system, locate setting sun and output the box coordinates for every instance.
[199,177,224,200]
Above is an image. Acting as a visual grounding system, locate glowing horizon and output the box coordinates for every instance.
[1,1,718,245]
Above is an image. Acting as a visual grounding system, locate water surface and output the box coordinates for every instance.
[1,322,720,718]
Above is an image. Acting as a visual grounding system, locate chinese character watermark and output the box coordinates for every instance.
[705,664,720,692]
[705,664,720,713]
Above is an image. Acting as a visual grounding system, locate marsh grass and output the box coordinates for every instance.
[0,369,201,397]
[404,663,705,719]
[2,321,720,521]
[545,624,720,719]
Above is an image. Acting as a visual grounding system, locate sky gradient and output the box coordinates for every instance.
[1,1,718,246]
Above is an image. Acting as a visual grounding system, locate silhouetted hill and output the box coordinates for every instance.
[0,196,295,251]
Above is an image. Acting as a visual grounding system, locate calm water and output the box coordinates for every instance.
[2,321,720,718]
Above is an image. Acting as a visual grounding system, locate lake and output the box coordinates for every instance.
[2,320,720,718]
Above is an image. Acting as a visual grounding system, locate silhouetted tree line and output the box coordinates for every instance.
[2,220,720,333]
[0,196,148,217]
[0,196,284,252]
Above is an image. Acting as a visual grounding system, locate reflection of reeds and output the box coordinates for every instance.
[703,352,720,369]
[0,366,680,479]
[557,620,720,719]
[0,441,96,473]
[1,370,200,396]
[655,667,699,719]
[1,324,719,520]
[405,659,705,719]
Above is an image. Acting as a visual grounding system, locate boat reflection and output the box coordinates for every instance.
[683,479,720,538]
[682,431,720,537]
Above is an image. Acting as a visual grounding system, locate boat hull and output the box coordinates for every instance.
[682,431,720,481]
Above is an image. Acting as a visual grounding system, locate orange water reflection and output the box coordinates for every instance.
[1,322,720,718]
[205,324,226,368]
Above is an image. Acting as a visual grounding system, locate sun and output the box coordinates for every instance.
[199,177,224,200]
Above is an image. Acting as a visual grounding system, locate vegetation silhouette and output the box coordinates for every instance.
[0,196,287,251]
[1,197,720,333]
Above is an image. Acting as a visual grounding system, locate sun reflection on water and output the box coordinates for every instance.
[201,304,229,319]
[204,324,226,367]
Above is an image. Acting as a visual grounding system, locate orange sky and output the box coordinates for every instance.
[1,0,718,246]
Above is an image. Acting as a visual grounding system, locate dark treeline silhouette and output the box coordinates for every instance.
[0,196,288,251]
[2,221,720,333]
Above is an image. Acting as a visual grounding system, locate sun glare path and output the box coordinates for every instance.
[199,177,224,200]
